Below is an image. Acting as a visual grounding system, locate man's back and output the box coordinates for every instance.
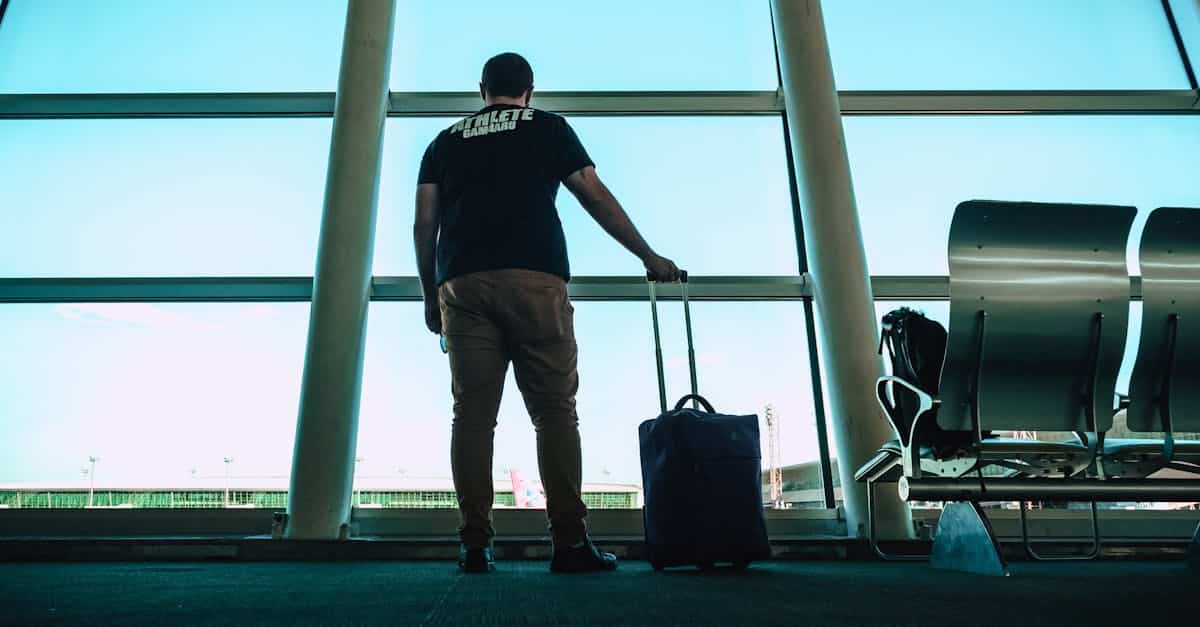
[418,104,593,286]
[412,51,677,575]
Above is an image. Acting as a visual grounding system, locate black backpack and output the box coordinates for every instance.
[878,308,980,451]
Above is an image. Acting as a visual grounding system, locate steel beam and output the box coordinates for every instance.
[285,0,396,541]
[772,0,911,540]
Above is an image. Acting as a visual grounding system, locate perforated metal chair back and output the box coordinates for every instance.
[1127,207,1200,433]
[939,200,1135,433]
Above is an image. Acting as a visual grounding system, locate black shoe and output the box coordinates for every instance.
[458,545,495,574]
[550,538,618,574]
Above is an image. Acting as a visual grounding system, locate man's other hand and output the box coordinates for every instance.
[425,301,442,334]
[645,254,682,283]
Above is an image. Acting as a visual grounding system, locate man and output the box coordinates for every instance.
[413,52,681,574]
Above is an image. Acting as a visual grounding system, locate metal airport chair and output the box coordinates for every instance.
[1111,206,1200,573]
[1104,207,1200,479]
[1099,206,1200,571]
[859,200,1137,575]
[1102,208,1200,571]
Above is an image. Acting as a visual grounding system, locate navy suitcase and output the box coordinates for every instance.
[638,273,771,571]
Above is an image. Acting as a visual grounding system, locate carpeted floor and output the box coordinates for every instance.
[0,560,1192,626]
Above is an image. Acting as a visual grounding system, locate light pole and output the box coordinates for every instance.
[353,457,365,508]
[223,457,234,507]
[87,456,99,507]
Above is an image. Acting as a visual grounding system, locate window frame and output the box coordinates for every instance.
[2,0,1197,538]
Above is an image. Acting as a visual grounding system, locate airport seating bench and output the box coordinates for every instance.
[855,201,1200,576]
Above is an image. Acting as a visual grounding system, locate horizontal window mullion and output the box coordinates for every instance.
[389,91,783,116]
[838,89,1200,115]
[0,276,811,303]
[0,278,314,303]
[868,276,1144,300]
[4,91,1199,120]
[2,276,1150,303]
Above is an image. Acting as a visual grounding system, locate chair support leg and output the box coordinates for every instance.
[1188,522,1199,575]
[930,501,1009,577]
[1019,500,1102,561]
[867,477,927,562]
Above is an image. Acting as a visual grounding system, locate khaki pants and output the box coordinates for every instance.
[439,269,588,549]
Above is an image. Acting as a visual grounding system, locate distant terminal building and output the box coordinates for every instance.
[763,460,842,509]
[0,476,642,510]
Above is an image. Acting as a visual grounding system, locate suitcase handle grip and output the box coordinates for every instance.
[646,270,688,283]
[673,394,714,413]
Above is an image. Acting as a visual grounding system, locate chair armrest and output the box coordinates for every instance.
[875,376,938,445]
[855,447,903,483]
[876,376,941,479]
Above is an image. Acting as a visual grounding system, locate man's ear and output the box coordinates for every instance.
[479,83,487,102]
[524,87,534,107]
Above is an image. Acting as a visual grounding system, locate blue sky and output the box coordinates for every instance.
[0,1,1198,488]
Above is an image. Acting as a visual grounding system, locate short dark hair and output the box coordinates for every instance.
[481,52,533,98]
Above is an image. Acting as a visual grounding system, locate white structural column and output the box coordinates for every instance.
[286,0,396,540]
[771,0,911,539]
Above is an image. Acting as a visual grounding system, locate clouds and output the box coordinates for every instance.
[53,303,283,330]
[54,303,203,329]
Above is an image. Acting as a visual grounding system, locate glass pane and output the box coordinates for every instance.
[0,120,329,277]
[358,301,819,507]
[0,0,345,93]
[845,116,1200,276]
[390,1,776,91]
[824,0,1189,89]
[0,304,308,487]
[1174,0,1200,76]
[375,117,798,276]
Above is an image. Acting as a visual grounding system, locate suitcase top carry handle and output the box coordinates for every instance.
[673,394,714,413]
[648,271,699,414]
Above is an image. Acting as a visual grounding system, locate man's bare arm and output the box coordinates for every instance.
[563,166,680,281]
[414,183,441,332]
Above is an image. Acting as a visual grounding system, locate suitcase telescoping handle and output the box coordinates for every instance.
[648,270,700,413]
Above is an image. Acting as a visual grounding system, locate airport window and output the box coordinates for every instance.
[0,0,346,93]
[375,117,798,276]
[359,302,818,502]
[844,116,1200,277]
[823,0,1191,90]
[0,304,308,485]
[0,120,331,277]
[1,0,1193,536]
[389,0,777,91]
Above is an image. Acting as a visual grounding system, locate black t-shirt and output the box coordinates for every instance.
[418,104,594,286]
